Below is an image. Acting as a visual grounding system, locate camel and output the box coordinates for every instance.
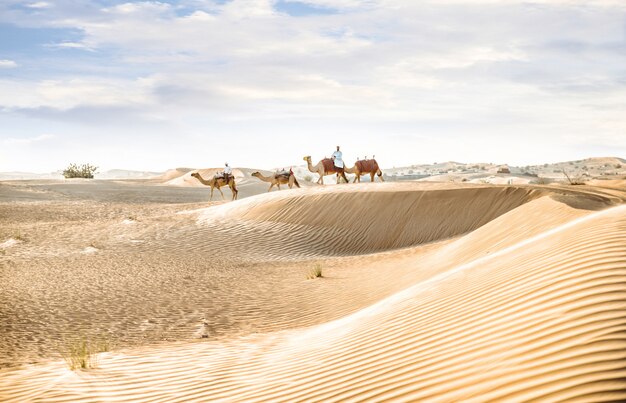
[191,171,238,201]
[303,156,349,185]
[345,158,384,183]
[251,170,300,192]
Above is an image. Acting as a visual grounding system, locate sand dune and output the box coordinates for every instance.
[1,179,625,402]
[189,183,592,258]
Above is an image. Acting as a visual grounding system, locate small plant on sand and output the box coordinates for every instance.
[307,264,323,279]
[61,336,110,370]
[304,174,313,182]
[533,177,551,185]
[13,230,26,242]
[562,169,585,185]
[63,163,98,179]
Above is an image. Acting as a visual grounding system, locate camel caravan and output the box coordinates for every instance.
[190,146,384,201]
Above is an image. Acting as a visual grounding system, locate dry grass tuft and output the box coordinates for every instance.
[13,230,26,242]
[61,336,110,370]
[307,264,323,279]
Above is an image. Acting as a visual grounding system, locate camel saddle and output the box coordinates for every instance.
[322,158,342,173]
[214,172,231,181]
[275,169,293,180]
[356,159,378,173]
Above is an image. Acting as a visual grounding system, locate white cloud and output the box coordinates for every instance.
[0,60,17,68]
[45,42,95,51]
[26,2,51,9]
[2,134,55,145]
[0,78,152,110]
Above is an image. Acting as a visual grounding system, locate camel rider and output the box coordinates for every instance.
[331,146,344,171]
[223,162,232,182]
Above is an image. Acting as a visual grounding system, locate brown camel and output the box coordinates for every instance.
[252,170,300,192]
[345,158,384,183]
[191,172,238,201]
[303,156,349,185]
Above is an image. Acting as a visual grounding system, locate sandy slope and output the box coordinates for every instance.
[1,179,625,402]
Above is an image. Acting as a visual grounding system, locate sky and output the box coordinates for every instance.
[0,0,625,173]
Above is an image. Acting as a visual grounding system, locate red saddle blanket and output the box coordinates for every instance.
[322,158,340,173]
[356,159,378,173]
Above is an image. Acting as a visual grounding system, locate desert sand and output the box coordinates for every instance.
[1,171,625,402]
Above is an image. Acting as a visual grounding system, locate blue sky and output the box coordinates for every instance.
[0,0,625,172]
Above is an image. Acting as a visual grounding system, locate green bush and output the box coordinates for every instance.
[63,163,98,179]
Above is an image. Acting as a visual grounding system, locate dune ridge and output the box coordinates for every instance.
[185,183,546,259]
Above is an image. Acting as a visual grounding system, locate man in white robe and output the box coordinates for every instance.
[223,162,232,181]
[331,146,344,169]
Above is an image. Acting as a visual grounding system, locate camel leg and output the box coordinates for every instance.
[218,186,225,200]
[277,183,281,190]
[268,183,274,192]
[371,172,375,182]
[209,187,214,201]
[340,172,349,184]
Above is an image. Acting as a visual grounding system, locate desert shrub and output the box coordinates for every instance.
[562,169,585,185]
[63,163,98,179]
[533,177,551,185]
[616,164,622,169]
[61,335,110,370]
[304,174,313,182]
[307,264,323,279]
